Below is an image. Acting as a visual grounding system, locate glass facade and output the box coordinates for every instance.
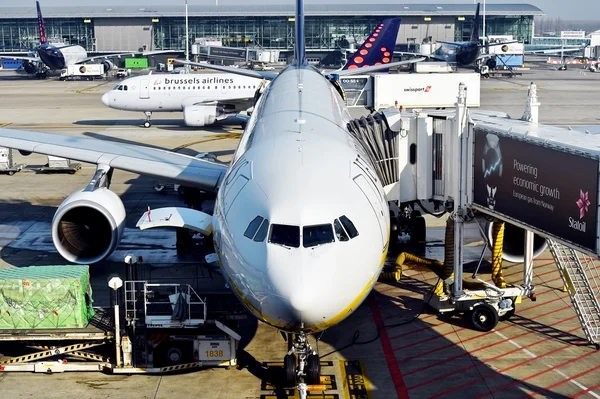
[455,15,534,43]
[0,19,93,51]
[152,16,383,51]
[0,14,536,53]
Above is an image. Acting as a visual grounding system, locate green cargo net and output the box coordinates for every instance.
[0,265,95,329]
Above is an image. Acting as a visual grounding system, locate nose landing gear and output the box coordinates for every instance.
[284,333,321,399]
[143,111,152,128]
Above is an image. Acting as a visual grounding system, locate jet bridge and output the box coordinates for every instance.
[349,82,600,346]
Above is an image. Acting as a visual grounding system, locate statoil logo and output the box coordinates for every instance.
[570,189,591,232]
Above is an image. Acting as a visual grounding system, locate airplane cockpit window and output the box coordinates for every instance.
[253,219,269,242]
[339,215,359,239]
[123,85,128,91]
[244,216,270,242]
[334,219,350,242]
[269,224,300,248]
[303,224,335,248]
[113,85,121,90]
[244,216,264,239]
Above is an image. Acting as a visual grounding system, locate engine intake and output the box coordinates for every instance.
[52,188,126,264]
[102,60,114,74]
[183,104,225,127]
[23,61,38,75]
[486,221,548,263]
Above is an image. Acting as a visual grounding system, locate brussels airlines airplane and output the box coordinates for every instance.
[0,1,170,79]
[0,4,422,393]
[101,74,264,128]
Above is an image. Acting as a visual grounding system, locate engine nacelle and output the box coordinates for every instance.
[183,105,223,127]
[23,61,38,74]
[52,188,126,264]
[102,60,114,74]
[486,221,548,263]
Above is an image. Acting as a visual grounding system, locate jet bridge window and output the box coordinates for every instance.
[338,215,359,239]
[244,216,270,242]
[269,224,300,248]
[303,224,335,248]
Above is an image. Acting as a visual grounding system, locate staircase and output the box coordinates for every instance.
[547,239,600,348]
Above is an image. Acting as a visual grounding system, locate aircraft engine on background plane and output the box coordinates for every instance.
[485,221,548,263]
[23,61,38,74]
[102,60,114,74]
[52,188,125,264]
[183,104,224,127]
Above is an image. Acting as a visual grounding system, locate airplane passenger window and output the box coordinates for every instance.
[334,219,349,242]
[253,219,269,242]
[303,224,334,248]
[339,215,359,239]
[269,224,300,248]
[244,216,264,239]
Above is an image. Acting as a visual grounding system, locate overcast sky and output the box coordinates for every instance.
[0,0,596,20]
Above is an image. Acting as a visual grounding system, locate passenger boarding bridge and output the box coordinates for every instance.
[347,81,600,347]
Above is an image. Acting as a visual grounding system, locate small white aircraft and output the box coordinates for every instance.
[101,73,264,128]
[0,3,424,392]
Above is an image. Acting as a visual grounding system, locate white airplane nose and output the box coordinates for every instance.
[289,291,312,314]
[101,93,109,107]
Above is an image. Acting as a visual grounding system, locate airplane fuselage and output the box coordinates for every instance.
[436,41,480,66]
[102,74,262,113]
[37,44,87,70]
[212,64,390,333]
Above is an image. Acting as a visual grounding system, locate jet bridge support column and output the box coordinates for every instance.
[451,83,473,299]
[521,82,541,298]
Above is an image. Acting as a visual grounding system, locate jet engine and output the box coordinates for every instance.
[102,60,114,74]
[52,187,126,264]
[183,104,224,127]
[485,221,547,263]
[23,61,38,74]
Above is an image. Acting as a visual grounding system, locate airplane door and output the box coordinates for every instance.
[140,80,150,99]
[221,83,227,95]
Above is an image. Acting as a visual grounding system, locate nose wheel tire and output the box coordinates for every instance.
[306,354,321,385]
[144,121,152,128]
[468,303,499,332]
[284,354,297,386]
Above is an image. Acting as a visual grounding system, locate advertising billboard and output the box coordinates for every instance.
[473,127,599,253]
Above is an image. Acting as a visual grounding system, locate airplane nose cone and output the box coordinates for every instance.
[289,291,312,314]
[101,93,109,107]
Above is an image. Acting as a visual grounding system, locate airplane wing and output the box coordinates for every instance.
[0,55,40,63]
[336,58,426,76]
[78,50,176,64]
[524,47,584,55]
[0,128,227,192]
[176,60,278,80]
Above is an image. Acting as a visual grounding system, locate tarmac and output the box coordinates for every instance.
[0,64,599,399]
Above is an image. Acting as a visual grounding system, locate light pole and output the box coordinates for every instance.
[482,0,486,47]
[108,276,123,368]
[185,0,189,61]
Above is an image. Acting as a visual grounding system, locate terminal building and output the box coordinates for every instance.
[0,3,544,64]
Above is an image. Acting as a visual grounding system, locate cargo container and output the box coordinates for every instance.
[1,59,23,69]
[125,58,149,69]
[372,72,481,109]
[59,64,104,81]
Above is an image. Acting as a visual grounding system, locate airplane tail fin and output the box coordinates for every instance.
[36,1,47,45]
[342,18,401,71]
[293,0,306,65]
[470,2,481,42]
